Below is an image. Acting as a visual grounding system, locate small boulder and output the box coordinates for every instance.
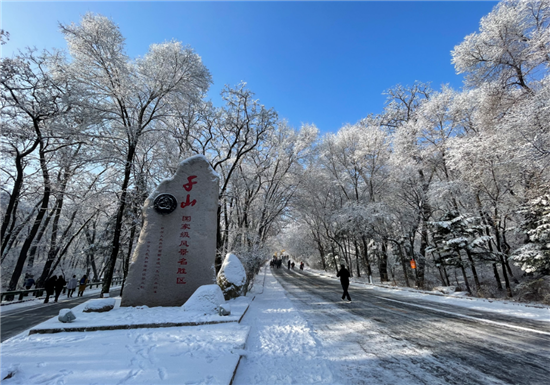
[83,298,116,313]
[217,253,247,300]
[218,303,231,316]
[58,309,76,323]
[182,284,226,315]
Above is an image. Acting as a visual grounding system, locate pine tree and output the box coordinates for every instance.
[513,194,550,274]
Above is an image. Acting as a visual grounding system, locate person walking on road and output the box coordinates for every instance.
[54,275,66,302]
[66,275,78,298]
[337,264,351,302]
[78,274,88,297]
[287,260,291,270]
[44,275,57,303]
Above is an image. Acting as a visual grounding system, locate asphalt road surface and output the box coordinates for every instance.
[272,267,550,385]
[1,288,121,342]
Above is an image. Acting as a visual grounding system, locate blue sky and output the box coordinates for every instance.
[2,1,497,133]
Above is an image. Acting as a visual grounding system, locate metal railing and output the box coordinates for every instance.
[0,278,124,302]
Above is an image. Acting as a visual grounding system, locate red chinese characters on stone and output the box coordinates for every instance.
[181,176,198,208]
[183,176,197,192]
[180,195,197,209]
[176,212,193,284]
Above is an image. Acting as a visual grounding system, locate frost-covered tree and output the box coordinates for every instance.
[168,82,277,270]
[513,193,550,274]
[387,82,434,288]
[452,0,550,93]
[60,13,211,295]
[1,48,77,290]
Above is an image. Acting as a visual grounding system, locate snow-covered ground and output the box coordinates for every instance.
[1,266,548,384]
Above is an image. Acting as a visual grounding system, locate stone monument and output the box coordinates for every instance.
[121,155,219,307]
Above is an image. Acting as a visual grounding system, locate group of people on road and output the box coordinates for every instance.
[271,255,353,303]
[285,260,306,270]
[270,259,283,269]
[42,274,89,303]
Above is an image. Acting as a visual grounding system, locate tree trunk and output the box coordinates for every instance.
[361,236,373,283]
[314,233,326,271]
[455,251,472,295]
[330,244,339,274]
[416,218,428,289]
[8,136,51,291]
[379,241,389,282]
[26,208,53,281]
[499,255,513,297]
[121,213,139,297]
[443,265,451,286]
[465,249,480,291]
[354,241,361,277]
[102,143,136,296]
[397,242,410,287]
[1,140,40,255]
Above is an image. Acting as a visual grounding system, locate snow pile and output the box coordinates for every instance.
[182,284,226,315]
[83,298,116,313]
[433,286,457,294]
[217,253,247,300]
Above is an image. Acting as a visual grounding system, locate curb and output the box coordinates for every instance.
[28,318,241,335]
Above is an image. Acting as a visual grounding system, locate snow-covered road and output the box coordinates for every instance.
[235,266,550,385]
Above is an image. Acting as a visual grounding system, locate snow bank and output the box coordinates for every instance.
[182,284,226,315]
[28,296,251,333]
[1,323,250,385]
[83,298,116,312]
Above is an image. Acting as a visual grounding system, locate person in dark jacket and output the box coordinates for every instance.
[78,275,88,297]
[44,275,57,303]
[337,264,351,302]
[24,276,35,290]
[54,275,66,302]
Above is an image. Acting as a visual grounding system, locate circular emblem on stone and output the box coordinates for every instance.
[153,194,177,214]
